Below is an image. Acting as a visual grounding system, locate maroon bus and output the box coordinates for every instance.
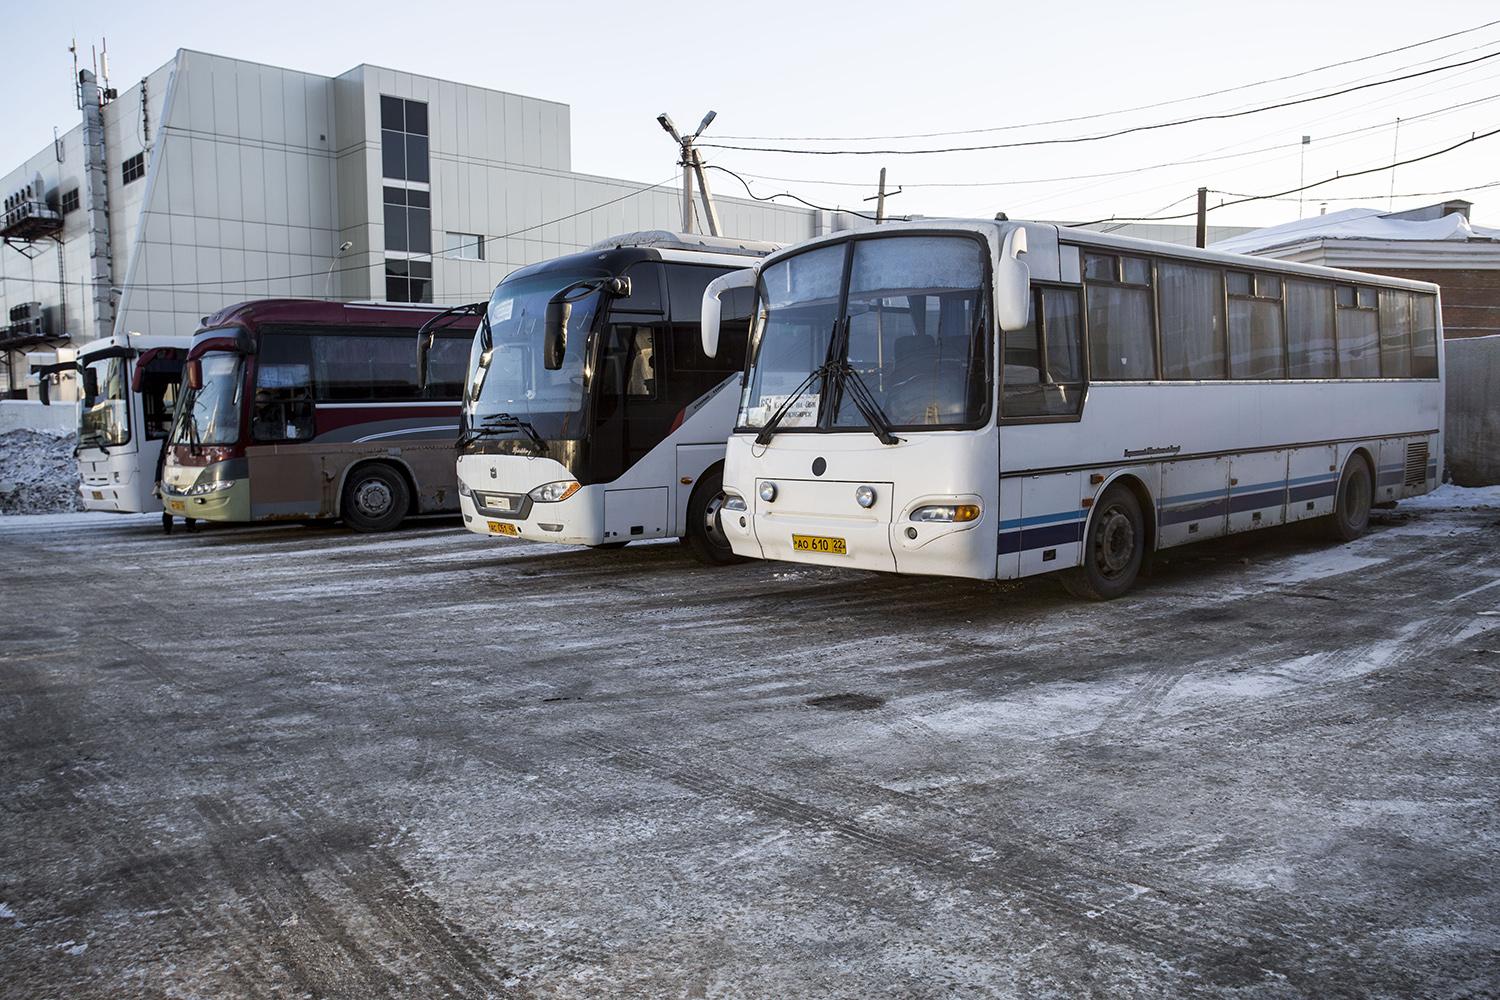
[160,299,477,531]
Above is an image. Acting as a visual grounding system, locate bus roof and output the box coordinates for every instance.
[752,218,1441,295]
[197,298,473,334]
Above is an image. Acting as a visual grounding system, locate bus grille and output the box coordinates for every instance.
[1404,442,1429,487]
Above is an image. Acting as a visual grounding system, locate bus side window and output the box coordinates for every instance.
[664,264,753,373]
[1002,287,1084,418]
[140,355,183,439]
[253,335,316,442]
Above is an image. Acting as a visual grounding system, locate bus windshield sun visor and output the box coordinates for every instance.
[543,276,631,371]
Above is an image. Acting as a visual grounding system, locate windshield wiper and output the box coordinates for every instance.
[830,362,901,446]
[459,413,547,454]
[754,361,837,446]
[484,413,548,455]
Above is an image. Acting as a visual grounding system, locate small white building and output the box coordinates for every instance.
[1,49,830,396]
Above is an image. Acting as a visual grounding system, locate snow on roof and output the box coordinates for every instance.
[1210,207,1500,256]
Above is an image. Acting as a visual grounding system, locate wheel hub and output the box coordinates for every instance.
[353,479,393,518]
[1095,507,1136,577]
[703,493,730,550]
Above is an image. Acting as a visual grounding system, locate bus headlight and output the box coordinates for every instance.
[458,482,473,497]
[529,480,580,503]
[186,479,234,496]
[722,494,747,513]
[855,485,876,509]
[759,481,778,503]
[910,504,981,523]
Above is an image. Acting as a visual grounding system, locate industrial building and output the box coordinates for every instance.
[0,49,829,396]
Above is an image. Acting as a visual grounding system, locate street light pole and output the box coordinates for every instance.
[658,111,722,236]
[325,240,353,299]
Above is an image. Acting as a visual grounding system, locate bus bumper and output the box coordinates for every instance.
[160,461,251,522]
[459,485,606,546]
[79,474,155,514]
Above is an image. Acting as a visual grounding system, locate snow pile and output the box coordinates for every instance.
[0,430,83,515]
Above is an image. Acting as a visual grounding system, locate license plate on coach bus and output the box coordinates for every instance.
[168,499,185,512]
[792,534,846,555]
[488,521,520,537]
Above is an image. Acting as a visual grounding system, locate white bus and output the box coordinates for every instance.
[34,333,189,520]
[699,220,1442,598]
[433,232,772,563]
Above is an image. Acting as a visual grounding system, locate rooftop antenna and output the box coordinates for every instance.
[658,110,722,236]
[70,39,81,110]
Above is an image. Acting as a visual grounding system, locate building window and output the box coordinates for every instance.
[385,259,432,303]
[60,188,80,214]
[444,232,484,261]
[383,186,431,255]
[121,153,146,185]
[380,96,429,183]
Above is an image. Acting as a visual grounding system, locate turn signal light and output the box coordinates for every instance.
[909,504,981,523]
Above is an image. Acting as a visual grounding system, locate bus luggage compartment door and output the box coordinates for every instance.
[1158,457,1230,548]
[604,487,668,541]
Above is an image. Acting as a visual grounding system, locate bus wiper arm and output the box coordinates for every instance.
[483,413,548,455]
[754,362,835,446]
[831,363,901,446]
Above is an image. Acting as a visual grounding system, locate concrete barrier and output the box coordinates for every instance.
[0,400,75,435]
[1446,334,1500,487]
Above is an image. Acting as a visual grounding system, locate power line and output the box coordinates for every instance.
[719,91,1500,191]
[705,165,884,221]
[713,18,1500,142]
[1072,127,1500,226]
[1208,178,1500,202]
[701,49,1500,157]
[2,176,678,294]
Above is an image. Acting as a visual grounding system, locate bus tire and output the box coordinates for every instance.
[683,467,744,566]
[1325,454,1373,542]
[341,463,409,533]
[1062,485,1145,601]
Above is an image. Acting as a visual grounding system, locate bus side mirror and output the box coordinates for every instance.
[543,299,570,371]
[996,227,1031,333]
[131,348,163,392]
[701,268,757,359]
[416,331,435,389]
[38,375,50,407]
[186,359,203,391]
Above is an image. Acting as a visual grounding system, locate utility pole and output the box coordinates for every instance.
[658,111,722,236]
[1298,135,1311,219]
[861,167,901,223]
[1195,186,1208,249]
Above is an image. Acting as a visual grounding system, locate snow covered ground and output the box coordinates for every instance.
[0,429,82,515]
[1,489,1497,998]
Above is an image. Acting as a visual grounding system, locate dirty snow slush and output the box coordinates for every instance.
[1,487,1498,998]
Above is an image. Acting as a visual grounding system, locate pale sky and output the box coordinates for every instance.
[4,0,1497,230]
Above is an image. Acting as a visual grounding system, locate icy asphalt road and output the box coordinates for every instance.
[1,490,1498,999]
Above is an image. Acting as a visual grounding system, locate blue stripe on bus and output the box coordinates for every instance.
[993,459,1430,557]
[997,509,1088,531]
[998,520,1085,555]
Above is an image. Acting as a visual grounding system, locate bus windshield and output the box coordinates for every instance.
[170,351,246,449]
[741,234,990,431]
[468,267,610,439]
[78,355,131,449]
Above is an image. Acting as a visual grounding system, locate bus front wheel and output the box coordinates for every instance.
[341,463,409,533]
[1063,485,1145,601]
[683,467,744,566]
[1325,455,1373,542]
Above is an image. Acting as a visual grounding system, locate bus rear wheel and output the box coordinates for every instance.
[341,463,409,533]
[683,467,743,566]
[1062,485,1145,601]
[1325,455,1373,542]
